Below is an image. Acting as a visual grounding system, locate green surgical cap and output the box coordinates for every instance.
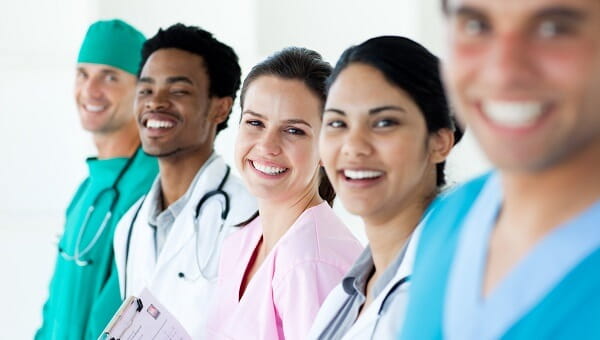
[77,19,145,75]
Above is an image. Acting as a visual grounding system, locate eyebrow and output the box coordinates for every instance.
[450,4,585,21]
[533,6,585,21]
[138,76,194,85]
[76,67,118,75]
[324,105,406,115]
[242,110,313,128]
[450,5,487,19]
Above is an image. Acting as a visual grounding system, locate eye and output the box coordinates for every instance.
[76,71,87,80]
[373,118,399,128]
[460,17,490,37]
[171,89,190,96]
[137,88,152,96]
[284,127,306,135]
[537,19,573,38]
[326,120,346,129]
[105,74,118,82]
[245,119,264,128]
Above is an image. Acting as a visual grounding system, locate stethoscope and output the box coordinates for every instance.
[123,164,232,294]
[58,148,140,267]
[369,275,410,340]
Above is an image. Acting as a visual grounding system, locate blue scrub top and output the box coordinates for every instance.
[399,173,600,339]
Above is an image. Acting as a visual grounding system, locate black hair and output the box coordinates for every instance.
[139,23,241,135]
[240,47,336,206]
[328,36,463,188]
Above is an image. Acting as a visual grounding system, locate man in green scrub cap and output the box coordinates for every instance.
[36,19,158,340]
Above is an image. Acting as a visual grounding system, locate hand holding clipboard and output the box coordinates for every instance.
[99,288,191,340]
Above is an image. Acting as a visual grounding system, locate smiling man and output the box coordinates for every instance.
[112,24,256,338]
[36,20,158,340]
[399,0,600,338]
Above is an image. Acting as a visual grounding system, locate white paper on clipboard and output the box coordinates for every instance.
[98,288,191,340]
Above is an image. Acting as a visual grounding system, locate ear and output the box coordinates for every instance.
[428,128,454,164]
[209,97,234,125]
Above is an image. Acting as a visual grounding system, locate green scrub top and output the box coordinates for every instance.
[35,147,158,340]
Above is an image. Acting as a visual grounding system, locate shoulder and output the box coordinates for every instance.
[65,177,91,216]
[113,195,146,246]
[399,172,495,339]
[221,217,260,260]
[421,172,493,239]
[128,149,159,179]
[273,204,363,282]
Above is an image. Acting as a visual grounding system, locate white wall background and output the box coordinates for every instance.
[0,0,490,337]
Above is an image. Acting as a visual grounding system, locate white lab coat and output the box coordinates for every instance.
[308,225,423,340]
[113,155,257,339]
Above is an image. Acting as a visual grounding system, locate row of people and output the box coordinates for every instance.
[38,0,600,338]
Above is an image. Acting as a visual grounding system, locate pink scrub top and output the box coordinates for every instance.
[206,202,363,339]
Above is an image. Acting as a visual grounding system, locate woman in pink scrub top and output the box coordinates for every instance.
[205,47,363,340]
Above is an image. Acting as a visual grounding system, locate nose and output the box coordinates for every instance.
[143,89,170,111]
[482,32,537,90]
[81,76,103,100]
[341,126,372,158]
[257,127,282,156]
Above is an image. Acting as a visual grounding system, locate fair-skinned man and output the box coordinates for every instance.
[36,19,158,340]
[400,0,600,338]
[112,24,256,339]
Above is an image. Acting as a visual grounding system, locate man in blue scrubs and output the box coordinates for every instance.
[400,0,600,338]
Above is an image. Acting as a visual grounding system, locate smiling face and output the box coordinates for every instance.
[443,0,600,172]
[135,48,229,159]
[320,63,451,223]
[75,63,137,135]
[235,75,323,204]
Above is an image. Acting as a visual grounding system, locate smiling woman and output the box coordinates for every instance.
[308,36,462,340]
[205,47,363,340]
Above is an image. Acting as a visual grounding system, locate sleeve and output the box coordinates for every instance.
[272,261,346,340]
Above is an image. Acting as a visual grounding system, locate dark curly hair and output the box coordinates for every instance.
[139,23,241,135]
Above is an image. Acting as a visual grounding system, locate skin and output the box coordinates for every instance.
[135,48,232,207]
[75,63,140,158]
[235,75,324,297]
[321,63,454,313]
[443,0,600,296]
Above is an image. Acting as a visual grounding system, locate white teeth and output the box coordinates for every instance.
[84,104,106,112]
[252,161,287,175]
[146,119,175,129]
[482,101,544,127]
[344,169,383,180]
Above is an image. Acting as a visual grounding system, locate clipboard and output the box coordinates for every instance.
[98,288,192,340]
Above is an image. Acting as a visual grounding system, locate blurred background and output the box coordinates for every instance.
[0,0,490,336]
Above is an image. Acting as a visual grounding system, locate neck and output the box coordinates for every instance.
[158,147,213,208]
[499,140,600,239]
[93,121,140,159]
[363,197,428,276]
[257,189,323,252]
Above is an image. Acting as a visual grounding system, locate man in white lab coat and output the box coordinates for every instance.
[113,23,256,338]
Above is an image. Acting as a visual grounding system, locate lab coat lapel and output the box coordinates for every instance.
[126,189,159,295]
[152,157,227,273]
[345,223,422,338]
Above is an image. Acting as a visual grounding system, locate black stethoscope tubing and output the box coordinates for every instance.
[123,165,231,294]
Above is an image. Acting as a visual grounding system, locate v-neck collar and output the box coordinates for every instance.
[445,173,600,339]
[233,202,329,304]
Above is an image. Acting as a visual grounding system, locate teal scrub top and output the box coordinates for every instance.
[398,173,600,339]
[35,147,158,340]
